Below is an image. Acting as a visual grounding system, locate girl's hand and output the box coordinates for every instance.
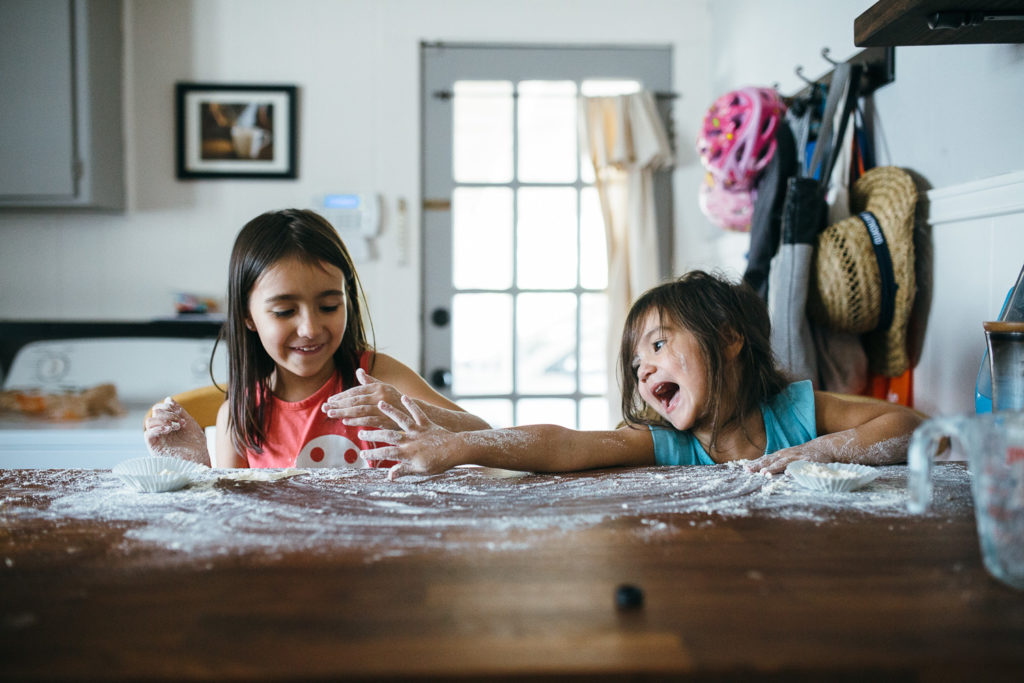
[359,396,461,480]
[144,397,210,466]
[743,444,833,476]
[743,428,911,476]
[321,368,411,430]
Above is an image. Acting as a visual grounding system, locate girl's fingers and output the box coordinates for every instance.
[378,400,415,430]
[362,445,401,462]
[356,367,381,386]
[752,453,800,475]
[359,428,403,445]
[400,395,431,426]
[144,419,179,434]
[323,384,396,411]
[156,397,182,416]
[149,406,175,421]
[745,456,782,475]
[337,415,395,429]
[324,403,381,419]
[388,462,414,481]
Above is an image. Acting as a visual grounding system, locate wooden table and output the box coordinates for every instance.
[1,463,1022,681]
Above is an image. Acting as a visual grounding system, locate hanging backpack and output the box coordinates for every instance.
[766,62,862,383]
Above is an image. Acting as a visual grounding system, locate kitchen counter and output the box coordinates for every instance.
[1,463,1022,680]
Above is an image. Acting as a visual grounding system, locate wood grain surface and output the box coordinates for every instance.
[1,463,1022,681]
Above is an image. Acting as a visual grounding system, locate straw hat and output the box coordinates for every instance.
[807,166,917,377]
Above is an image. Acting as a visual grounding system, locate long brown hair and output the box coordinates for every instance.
[618,270,788,447]
[213,209,373,455]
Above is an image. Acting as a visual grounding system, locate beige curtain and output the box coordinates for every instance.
[580,91,674,427]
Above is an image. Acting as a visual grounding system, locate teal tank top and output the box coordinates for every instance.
[650,380,817,466]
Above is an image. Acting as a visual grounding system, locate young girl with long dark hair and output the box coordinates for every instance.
[145,209,488,467]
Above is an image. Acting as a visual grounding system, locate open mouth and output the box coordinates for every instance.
[651,381,679,411]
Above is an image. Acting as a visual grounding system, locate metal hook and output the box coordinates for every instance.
[821,46,841,66]
[794,65,815,86]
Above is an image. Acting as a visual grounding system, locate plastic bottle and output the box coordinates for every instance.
[976,264,1024,413]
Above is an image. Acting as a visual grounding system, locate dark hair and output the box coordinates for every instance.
[618,270,788,447]
[214,209,373,454]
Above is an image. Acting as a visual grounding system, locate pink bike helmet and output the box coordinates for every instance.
[699,172,755,232]
[697,87,786,190]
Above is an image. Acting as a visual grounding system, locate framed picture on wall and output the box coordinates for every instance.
[176,83,297,179]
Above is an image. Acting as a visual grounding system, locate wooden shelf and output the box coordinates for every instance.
[856,0,1024,46]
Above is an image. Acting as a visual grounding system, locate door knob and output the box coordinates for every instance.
[429,368,452,388]
[430,307,450,327]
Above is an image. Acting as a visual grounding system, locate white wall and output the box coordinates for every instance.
[709,0,1024,189]
[4,0,1021,416]
[707,0,1024,415]
[0,0,712,374]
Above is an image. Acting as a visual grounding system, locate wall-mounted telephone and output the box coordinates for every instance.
[317,193,381,262]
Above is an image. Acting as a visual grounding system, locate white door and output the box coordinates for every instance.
[422,44,672,429]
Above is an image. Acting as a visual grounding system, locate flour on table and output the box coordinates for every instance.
[0,463,972,567]
[217,467,308,482]
[799,462,859,479]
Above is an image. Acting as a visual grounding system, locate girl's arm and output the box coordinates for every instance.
[322,352,491,432]
[214,400,248,468]
[744,391,924,474]
[362,395,656,479]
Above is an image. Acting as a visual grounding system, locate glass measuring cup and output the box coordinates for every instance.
[908,412,1024,590]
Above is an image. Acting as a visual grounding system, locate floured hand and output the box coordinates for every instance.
[744,430,909,475]
[144,397,210,466]
[360,396,462,479]
[321,368,411,431]
[743,445,832,476]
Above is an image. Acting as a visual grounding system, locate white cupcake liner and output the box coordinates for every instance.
[786,460,880,493]
[113,456,207,493]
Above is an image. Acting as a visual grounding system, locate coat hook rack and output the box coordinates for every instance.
[786,45,895,103]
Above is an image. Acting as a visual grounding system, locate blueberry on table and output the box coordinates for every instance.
[615,583,644,609]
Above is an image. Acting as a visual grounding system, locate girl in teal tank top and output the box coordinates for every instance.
[364,271,922,478]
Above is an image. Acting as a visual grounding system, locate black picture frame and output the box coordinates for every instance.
[176,83,297,179]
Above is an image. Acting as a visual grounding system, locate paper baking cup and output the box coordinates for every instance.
[113,456,206,493]
[786,460,880,493]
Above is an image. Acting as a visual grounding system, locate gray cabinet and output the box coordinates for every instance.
[0,0,124,209]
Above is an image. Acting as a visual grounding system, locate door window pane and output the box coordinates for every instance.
[452,293,512,395]
[453,81,513,183]
[579,397,612,430]
[517,187,577,289]
[579,187,608,290]
[580,292,608,395]
[453,187,513,290]
[518,80,577,183]
[456,399,513,429]
[517,293,576,395]
[517,398,576,429]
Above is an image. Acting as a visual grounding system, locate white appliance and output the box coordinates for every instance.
[0,338,227,468]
